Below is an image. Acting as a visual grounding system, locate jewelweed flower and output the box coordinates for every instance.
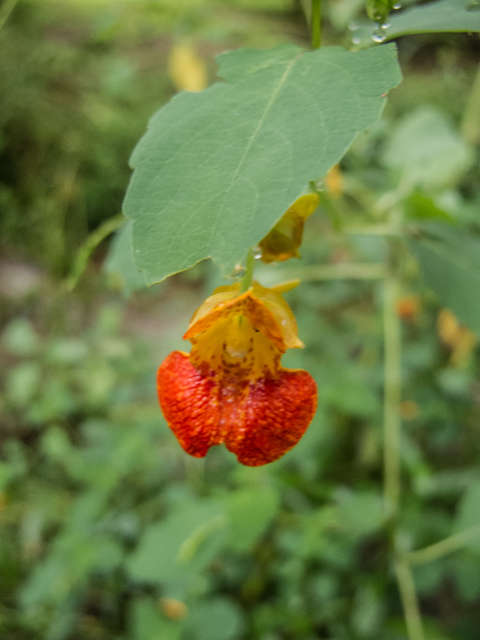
[157,281,317,466]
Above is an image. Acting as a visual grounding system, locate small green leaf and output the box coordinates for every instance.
[454,480,480,554]
[185,598,245,640]
[2,318,39,356]
[353,0,480,47]
[124,44,402,283]
[227,486,279,551]
[6,362,41,407]
[408,225,480,336]
[366,0,394,24]
[452,555,480,602]
[104,220,146,296]
[127,499,226,584]
[404,193,455,223]
[131,599,182,640]
[335,489,384,537]
[383,108,474,190]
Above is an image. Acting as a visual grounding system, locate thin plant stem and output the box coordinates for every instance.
[461,62,480,145]
[383,255,402,523]
[408,523,480,566]
[0,0,18,30]
[239,248,255,293]
[383,242,426,640]
[394,552,426,640]
[311,0,321,49]
[64,213,125,292]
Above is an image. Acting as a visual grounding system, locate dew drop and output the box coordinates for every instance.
[252,246,263,260]
[348,22,359,30]
[352,35,362,44]
[393,2,402,7]
[372,28,386,42]
[381,21,391,28]
[231,264,246,280]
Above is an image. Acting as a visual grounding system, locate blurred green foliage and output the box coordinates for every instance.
[1,1,480,640]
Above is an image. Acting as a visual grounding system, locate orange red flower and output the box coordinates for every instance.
[157,281,317,466]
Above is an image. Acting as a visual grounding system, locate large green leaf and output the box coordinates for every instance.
[352,0,480,47]
[408,225,480,336]
[124,44,402,283]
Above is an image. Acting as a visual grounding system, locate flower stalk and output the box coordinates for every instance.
[383,240,425,640]
[311,0,322,49]
[239,248,255,293]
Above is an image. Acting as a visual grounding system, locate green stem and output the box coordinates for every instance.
[383,257,402,523]
[239,248,255,293]
[311,0,321,49]
[461,62,480,145]
[394,552,426,640]
[408,523,480,566]
[383,242,425,640]
[64,213,125,292]
[0,0,18,30]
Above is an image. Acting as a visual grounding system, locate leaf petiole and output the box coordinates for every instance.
[239,248,255,293]
[311,0,322,49]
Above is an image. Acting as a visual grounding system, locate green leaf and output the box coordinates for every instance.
[352,0,480,47]
[127,499,226,585]
[366,0,395,24]
[227,486,279,551]
[408,225,480,336]
[454,480,480,554]
[335,489,384,537]
[131,599,182,640]
[185,598,245,640]
[104,220,146,296]
[2,318,39,356]
[383,108,474,190]
[452,555,480,602]
[6,362,41,407]
[404,193,455,223]
[124,44,402,283]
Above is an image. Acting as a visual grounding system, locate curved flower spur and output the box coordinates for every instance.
[157,281,317,466]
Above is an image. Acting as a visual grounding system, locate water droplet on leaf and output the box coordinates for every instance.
[372,28,386,42]
[231,264,246,280]
[252,247,263,260]
[352,35,362,44]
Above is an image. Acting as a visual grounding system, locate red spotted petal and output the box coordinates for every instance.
[157,351,223,457]
[157,351,317,466]
[224,370,317,466]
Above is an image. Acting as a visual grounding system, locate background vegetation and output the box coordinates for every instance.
[1,1,480,639]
